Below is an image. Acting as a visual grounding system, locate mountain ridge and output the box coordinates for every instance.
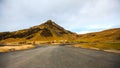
[0,20,120,44]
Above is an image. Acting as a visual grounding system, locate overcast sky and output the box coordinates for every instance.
[0,0,120,34]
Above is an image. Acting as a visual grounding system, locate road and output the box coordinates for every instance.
[0,45,120,68]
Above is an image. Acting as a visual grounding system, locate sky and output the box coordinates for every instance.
[0,0,120,34]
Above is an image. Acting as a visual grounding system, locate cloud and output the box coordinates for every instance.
[0,0,120,33]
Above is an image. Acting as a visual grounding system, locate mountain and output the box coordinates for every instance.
[0,20,120,44]
[77,28,120,43]
[0,20,77,43]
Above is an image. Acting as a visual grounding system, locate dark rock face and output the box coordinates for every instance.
[0,28,41,40]
[0,32,10,40]
[40,28,53,37]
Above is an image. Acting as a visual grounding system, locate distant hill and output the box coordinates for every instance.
[77,28,120,43]
[0,20,77,43]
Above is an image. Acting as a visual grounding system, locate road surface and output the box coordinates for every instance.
[0,45,120,68]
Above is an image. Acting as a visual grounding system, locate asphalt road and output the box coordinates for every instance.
[0,45,120,68]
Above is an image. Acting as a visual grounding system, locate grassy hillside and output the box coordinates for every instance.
[77,28,120,43]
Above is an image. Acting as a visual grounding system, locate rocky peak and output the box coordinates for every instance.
[44,20,55,25]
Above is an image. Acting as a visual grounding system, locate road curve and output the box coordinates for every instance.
[0,45,120,68]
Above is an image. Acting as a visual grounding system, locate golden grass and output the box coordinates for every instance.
[73,43,120,54]
[73,43,120,50]
[77,28,120,43]
[0,45,35,52]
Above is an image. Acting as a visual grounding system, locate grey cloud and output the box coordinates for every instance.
[0,0,120,33]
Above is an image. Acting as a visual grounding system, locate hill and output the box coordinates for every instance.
[0,20,77,44]
[77,28,120,43]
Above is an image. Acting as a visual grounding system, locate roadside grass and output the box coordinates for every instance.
[74,43,120,50]
[0,45,35,52]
